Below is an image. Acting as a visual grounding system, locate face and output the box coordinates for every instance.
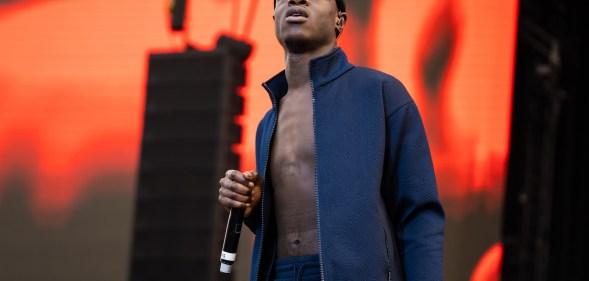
[273,0,341,54]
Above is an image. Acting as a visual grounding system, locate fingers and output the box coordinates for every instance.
[218,193,248,209]
[218,169,257,210]
[219,177,252,196]
[243,170,259,181]
[219,184,251,204]
[225,170,254,188]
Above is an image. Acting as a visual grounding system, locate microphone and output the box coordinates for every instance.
[220,207,245,273]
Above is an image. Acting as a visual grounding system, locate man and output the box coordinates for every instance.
[218,0,445,280]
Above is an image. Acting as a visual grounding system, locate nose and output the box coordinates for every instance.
[288,0,308,5]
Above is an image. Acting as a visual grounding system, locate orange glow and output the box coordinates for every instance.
[0,1,517,279]
[0,0,173,224]
[374,0,518,216]
[0,0,517,222]
[471,243,503,281]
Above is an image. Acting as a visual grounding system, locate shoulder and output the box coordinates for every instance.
[344,67,415,112]
[343,67,409,94]
[346,66,401,83]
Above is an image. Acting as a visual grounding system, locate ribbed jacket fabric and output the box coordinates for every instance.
[245,48,445,281]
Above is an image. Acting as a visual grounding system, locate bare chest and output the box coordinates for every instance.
[270,90,315,177]
[270,88,319,257]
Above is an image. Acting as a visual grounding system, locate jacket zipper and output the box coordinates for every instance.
[255,84,279,281]
[310,74,325,281]
[258,70,323,280]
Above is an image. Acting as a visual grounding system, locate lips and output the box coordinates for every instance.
[285,7,309,19]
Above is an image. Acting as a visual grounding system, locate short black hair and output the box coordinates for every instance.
[335,0,346,13]
[274,0,346,13]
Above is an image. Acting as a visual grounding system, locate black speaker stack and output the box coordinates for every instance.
[129,36,252,281]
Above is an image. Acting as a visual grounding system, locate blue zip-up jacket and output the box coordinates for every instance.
[245,48,445,281]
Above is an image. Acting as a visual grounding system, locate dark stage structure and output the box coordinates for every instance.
[502,0,589,280]
[129,36,251,281]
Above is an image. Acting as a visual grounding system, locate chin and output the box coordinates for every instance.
[282,36,312,54]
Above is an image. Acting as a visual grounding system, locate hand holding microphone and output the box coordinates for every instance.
[218,170,262,273]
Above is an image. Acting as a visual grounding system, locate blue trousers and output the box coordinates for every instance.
[272,254,321,281]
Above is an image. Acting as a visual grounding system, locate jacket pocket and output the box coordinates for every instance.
[382,227,393,281]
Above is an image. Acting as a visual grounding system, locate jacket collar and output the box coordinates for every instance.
[262,47,354,106]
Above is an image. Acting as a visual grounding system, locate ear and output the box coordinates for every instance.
[335,12,347,36]
[337,12,347,28]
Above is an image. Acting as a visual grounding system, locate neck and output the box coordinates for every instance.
[284,45,336,90]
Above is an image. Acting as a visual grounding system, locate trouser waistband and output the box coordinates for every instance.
[272,254,320,281]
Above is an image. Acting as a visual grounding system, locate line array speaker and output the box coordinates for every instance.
[130,36,251,281]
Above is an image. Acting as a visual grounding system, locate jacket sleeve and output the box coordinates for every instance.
[384,86,445,281]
